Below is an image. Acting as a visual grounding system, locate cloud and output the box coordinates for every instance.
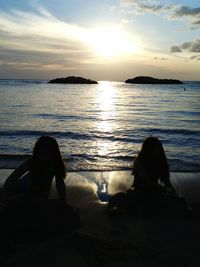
[120,0,167,14]
[170,46,182,53]
[120,1,200,28]
[154,57,168,60]
[172,6,200,25]
[190,55,200,61]
[0,7,98,76]
[170,39,200,61]
[138,3,164,13]
[122,0,162,5]
[171,39,200,53]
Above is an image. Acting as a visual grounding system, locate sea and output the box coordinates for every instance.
[0,79,200,172]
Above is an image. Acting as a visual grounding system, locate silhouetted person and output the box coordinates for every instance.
[4,135,66,200]
[108,137,187,217]
[2,136,80,241]
[131,136,175,193]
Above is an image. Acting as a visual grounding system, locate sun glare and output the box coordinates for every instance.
[95,81,116,156]
[88,27,140,59]
[98,81,115,111]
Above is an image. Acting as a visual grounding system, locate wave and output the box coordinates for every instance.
[1,154,200,172]
[34,114,97,121]
[0,128,199,152]
[0,153,133,171]
[0,129,138,143]
[142,128,199,135]
[67,153,134,161]
[0,79,47,85]
[0,130,92,141]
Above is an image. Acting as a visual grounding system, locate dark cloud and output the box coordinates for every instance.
[0,10,97,76]
[181,42,191,50]
[0,47,76,65]
[0,45,94,71]
[137,3,164,13]
[171,40,200,59]
[121,1,200,28]
[184,40,199,52]
[154,57,168,60]
[172,6,200,25]
[121,0,167,14]
[170,46,182,53]
[190,55,200,60]
[175,6,200,17]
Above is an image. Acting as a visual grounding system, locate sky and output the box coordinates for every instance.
[0,0,200,81]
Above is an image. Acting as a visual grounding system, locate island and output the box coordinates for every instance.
[49,76,98,84]
[125,76,183,84]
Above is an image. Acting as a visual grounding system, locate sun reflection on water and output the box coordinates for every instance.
[95,81,117,157]
[97,81,116,113]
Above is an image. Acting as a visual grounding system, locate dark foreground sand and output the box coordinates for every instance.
[0,170,200,267]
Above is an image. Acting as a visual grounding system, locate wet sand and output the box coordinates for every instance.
[1,170,200,203]
[1,170,200,267]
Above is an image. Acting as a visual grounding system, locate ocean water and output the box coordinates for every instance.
[0,79,199,172]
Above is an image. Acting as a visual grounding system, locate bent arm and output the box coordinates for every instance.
[4,157,31,191]
[55,176,66,201]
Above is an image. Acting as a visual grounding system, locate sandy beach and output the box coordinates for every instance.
[1,170,200,267]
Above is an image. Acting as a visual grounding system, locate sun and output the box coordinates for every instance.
[88,26,140,59]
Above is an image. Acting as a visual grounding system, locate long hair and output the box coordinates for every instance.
[30,136,66,180]
[133,136,169,184]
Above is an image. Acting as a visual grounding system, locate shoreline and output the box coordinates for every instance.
[1,168,200,174]
[1,169,200,204]
[1,169,200,266]
[1,154,199,173]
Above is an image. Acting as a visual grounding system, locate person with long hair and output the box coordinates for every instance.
[108,137,187,216]
[4,135,66,200]
[2,136,81,239]
[132,136,175,193]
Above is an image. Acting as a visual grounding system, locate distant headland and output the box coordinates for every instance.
[49,76,98,84]
[125,76,183,84]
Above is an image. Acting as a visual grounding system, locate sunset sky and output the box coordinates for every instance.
[0,0,200,80]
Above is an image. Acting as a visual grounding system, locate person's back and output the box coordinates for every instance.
[16,163,55,197]
[2,136,81,240]
[132,136,173,191]
[4,136,66,200]
[108,137,187,217]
